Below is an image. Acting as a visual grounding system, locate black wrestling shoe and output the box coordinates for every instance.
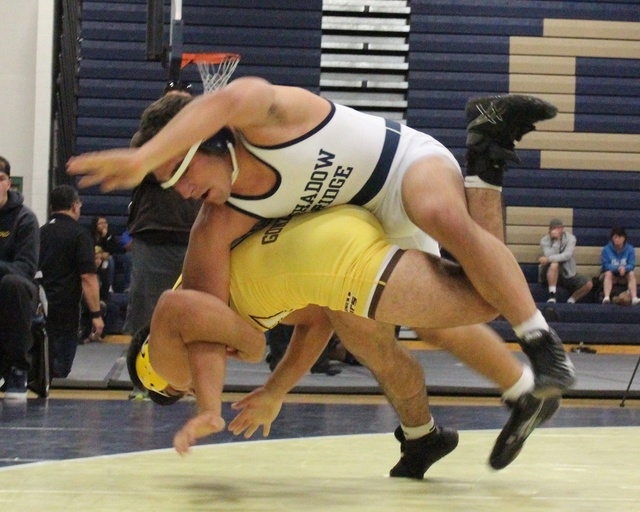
[310,358,342,376]
[465,95,558,186]
[265,352,280,372]
[310,347,342,376]
[389,425,459,480]
[519,328,576,397]
[466,94,558,149]
[489,393,561,470]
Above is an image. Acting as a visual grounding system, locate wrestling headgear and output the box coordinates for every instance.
[126,325,182,405]
[160,127,237,189]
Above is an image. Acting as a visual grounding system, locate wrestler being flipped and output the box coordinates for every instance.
[129,205,556,478]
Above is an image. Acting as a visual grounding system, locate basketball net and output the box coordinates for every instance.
[181,52,241,93]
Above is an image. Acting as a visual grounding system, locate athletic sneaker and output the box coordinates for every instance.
[489,392,561,470]
[389,425,459,480]
[519,328,576,396]
[4,367,28,402]
[466,94,558,149]
[465,95,558,186]
[547,292,557,303]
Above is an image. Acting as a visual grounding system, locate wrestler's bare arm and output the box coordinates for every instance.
[173,336,229,455]
[66,77,327,191]
[266,307,335,398]
[149,205,263,396]
[66,78,275,189]
[157,207,261,455]
[182,203,257,300]
[228,306,334,438]
[139,77,277,174]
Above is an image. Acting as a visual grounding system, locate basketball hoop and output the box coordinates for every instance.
[181,52,241,93]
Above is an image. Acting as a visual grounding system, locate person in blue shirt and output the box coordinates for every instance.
[600,226,639,305]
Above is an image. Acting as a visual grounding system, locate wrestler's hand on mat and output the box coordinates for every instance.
[173,411,226,456]
[228,387,283,438]
[67,148,148,191]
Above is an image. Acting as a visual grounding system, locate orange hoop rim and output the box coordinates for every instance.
[181,52,241,69]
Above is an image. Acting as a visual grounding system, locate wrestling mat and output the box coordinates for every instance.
[1,427,639,511]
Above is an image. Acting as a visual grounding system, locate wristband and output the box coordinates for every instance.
[90,310,102,319]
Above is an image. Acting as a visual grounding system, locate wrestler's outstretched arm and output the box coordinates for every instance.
[160,206,263,454]
[228,306,334,438]
[66,77,327,191]
[66,77,273,190]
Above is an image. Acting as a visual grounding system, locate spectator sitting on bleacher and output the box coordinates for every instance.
[538,218,593,304]
[600,226,639,305]
[90,216,117,301]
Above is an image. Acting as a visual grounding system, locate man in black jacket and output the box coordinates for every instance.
[0,156,40,401]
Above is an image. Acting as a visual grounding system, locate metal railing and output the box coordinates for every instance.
[51,0,81,187]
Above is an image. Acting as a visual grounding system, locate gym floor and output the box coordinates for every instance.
[1,389,640,511]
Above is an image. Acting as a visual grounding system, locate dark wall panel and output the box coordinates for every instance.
[407,0,640,256]
[75,0,322,229]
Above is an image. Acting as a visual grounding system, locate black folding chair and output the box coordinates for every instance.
[27,285,49,399]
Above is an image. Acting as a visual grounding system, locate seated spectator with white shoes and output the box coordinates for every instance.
[600,226,640,305]
[539,218,593,304]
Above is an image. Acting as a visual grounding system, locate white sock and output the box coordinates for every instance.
[464,175,503,192]
[401,418,435,440]
[567,297,576,304]
[501,365,535,402]
[548,286,557,293]
[513,310,549,339]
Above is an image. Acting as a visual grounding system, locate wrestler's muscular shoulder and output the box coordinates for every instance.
[231,79,331,144]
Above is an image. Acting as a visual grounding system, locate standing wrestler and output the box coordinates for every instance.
[68,81,574,471]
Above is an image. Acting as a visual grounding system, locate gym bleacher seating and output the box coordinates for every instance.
[72,1,640,344]
[494,206,640,345]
